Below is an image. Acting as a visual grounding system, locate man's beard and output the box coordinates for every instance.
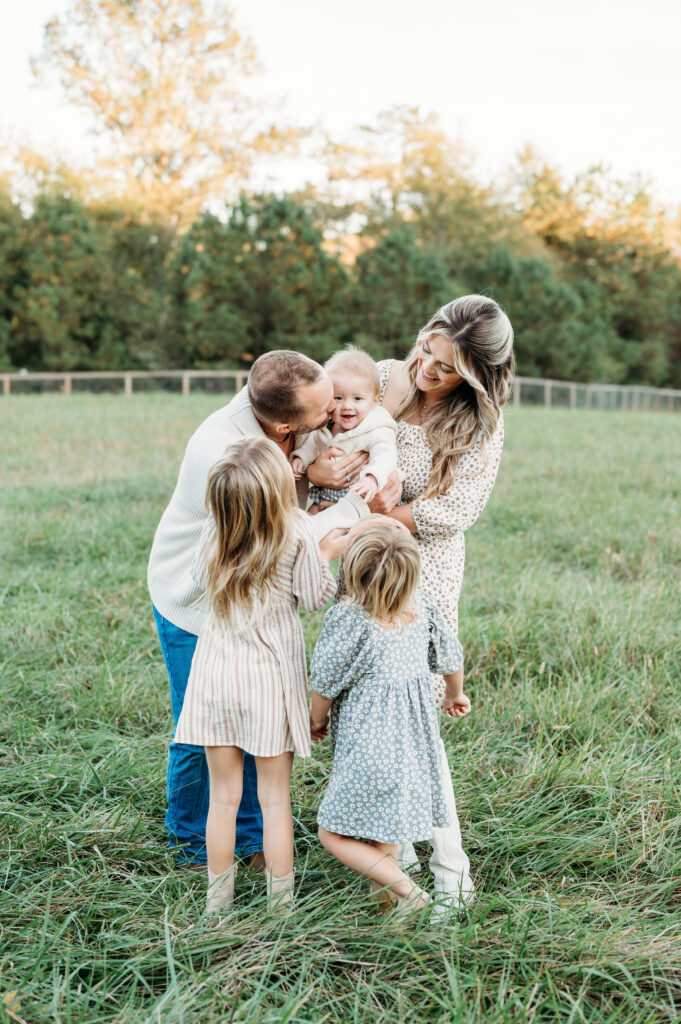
[293,415,330,437]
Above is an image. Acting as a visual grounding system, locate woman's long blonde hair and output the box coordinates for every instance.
[204,437,297,627]
[344,522,421,624]
[395,295,515,498]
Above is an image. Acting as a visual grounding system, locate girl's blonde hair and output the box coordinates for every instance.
[395,295,515,498]
[324,347,380,396]
[204,437,296,627]
[344,522,420,623]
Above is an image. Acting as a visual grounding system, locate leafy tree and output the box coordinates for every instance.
[33,0,299,227]
[13,192,107,370]
[170,195,351,367]
[511,152,681,385]
[465,244,616,381]
[0,186,29,371]
[350,225,452,358]
[93,209,176,368]
[316,107,531,274]
[6,190,176,371]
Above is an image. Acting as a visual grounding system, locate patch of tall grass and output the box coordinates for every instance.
[1,396,679,1023]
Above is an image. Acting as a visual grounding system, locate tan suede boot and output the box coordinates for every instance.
[206,864,237,919]
[266,868,295,910]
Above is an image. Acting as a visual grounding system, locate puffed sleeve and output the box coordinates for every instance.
[291,510,337,612]
[310,602,371,699]
[421,593,464,675]
[306,490,369,540]
[411,414,504,541]
[376,360,393,402]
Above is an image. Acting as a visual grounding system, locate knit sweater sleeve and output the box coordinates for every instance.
[291,430,328,469]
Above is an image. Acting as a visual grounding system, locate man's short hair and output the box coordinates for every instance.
[248,350,324,424]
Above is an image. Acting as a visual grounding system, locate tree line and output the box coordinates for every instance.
[2,169,680,386]
[3,1,679,385]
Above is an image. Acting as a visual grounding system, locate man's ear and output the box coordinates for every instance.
[274,422,292,436]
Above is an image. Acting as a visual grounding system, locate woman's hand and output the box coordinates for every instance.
[367,470,402,514]
[306,447,369,489]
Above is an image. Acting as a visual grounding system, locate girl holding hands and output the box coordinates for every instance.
[310,518,470,919]
[173,437,347,917]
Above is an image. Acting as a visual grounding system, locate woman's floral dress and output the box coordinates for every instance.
[377,360,504,701]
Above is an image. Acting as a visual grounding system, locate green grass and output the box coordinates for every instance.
[1,395,680,1024]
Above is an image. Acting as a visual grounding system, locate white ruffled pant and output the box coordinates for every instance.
[398,740,474,906]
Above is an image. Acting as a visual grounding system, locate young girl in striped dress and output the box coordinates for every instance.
[174,437,346,918]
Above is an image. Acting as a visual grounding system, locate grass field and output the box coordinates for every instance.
[1,395,680,1024]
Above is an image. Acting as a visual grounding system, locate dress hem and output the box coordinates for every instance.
[172,737,305,758]
[317,815,451,845]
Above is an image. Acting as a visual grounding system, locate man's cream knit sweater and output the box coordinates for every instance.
[147,387,367,635]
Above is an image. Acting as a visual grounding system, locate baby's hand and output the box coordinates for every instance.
[350,473,379,503]
[310,714,329,740]
[441,692,472,719]
[290,456,305,481]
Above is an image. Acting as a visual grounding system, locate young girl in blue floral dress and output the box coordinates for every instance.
[309,518,470,919]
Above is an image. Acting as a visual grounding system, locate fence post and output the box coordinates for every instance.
[514,379,521,406]
[544,381,551,408]
[63,375,72,395]
[182,372,190,397]
[124,374,133,397]
[237,373,246,391]
[569,383,576,410]
[2,376,9,397]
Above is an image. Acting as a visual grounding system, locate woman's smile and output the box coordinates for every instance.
[418,365,440,384]
[416,334,463,398]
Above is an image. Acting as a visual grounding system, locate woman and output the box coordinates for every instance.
[307,294,514,911]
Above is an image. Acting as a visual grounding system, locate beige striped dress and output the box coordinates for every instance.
[173,509,337,757]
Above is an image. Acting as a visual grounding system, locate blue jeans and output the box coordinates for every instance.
[153,605,263,864]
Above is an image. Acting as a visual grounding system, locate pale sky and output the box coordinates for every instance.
[2,0,680,205]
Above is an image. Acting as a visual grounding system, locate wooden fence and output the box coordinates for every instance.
[2,370,681,412]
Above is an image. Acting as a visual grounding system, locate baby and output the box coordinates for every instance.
[290,348,398,511]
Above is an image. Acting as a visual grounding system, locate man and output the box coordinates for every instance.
[148,350,368,865]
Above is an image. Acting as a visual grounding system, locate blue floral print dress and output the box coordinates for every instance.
[311,591,464,843]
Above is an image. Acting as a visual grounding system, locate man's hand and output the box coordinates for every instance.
[306,448,369,489]
[367,470,402,514]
